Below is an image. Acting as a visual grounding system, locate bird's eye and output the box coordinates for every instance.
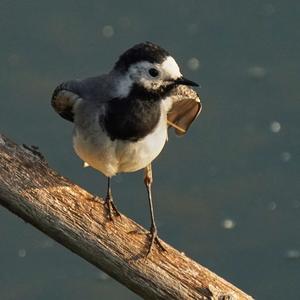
[148,68,159,77]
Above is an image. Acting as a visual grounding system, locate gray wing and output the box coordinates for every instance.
[167,85,202,136]
[51,74,112,122]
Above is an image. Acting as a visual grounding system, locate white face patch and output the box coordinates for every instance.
[114,56,183,96]
[114,73,133,98]
[128,61,159,90]
[161,56,182,79]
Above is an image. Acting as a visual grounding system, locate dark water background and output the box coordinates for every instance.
[0,1,299,299]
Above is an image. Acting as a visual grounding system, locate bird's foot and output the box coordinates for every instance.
[104,196,121,221]
[146,225,166,257]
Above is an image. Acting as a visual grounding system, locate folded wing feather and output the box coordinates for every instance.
[51,90,82,122]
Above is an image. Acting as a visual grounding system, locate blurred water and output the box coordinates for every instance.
[0,1,299,299]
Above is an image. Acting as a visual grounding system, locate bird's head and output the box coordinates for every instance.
[51,42,200,122]
[113,42,198,99]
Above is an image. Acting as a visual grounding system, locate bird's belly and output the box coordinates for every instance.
[116,117,168,173]
[73,127,119,177]
[73,114,168,177]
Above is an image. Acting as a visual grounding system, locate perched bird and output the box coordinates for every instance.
[51,42,201,255]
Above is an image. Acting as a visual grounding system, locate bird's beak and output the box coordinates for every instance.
[174,77,199,87]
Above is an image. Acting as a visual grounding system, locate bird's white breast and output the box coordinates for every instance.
[72,102,169,177]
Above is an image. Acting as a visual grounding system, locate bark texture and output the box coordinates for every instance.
[0,133,253,300]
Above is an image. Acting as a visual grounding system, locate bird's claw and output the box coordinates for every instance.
[104,197,121,221]
[146,225,166,256]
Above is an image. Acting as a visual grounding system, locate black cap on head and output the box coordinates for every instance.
[114,42,170,72]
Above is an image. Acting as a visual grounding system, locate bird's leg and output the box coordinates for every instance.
[104,177,121,221]
[144,164,166,256]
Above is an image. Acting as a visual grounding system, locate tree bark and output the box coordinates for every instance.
[0,133,253,300]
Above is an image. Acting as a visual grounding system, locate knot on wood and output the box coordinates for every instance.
[208,284,240,300]
[22,144,46,162]
[0,134,5,145]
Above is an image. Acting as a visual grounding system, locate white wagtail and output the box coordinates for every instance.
[51,42,201,255]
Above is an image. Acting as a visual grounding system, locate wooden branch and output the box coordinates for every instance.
[0,133,253,300]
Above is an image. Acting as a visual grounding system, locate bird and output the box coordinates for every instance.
[51,42,201,255]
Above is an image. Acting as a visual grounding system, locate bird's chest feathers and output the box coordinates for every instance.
[104,97,161,142]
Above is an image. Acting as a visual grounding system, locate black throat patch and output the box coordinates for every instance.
[103,83,175,142]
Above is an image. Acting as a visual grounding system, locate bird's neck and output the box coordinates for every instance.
[104,90,162,142]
